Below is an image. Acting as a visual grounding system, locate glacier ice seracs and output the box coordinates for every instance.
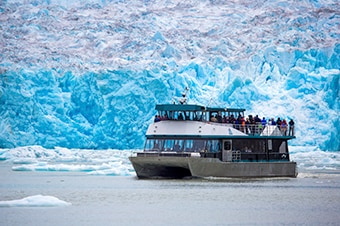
[0,0,339,151]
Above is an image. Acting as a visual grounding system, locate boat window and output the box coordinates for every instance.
[168,111,174,119]
[194,111,203,121]
[268,139,272,150]
[145,139,222,153]
[185,111,190,120]
[232,139,266,153]
[178,112,185,120]
[224,140,232,151]
[192,140,206,152]
[163,139,184,152]
[279,141,287,153]
[144,139,162,152]
[184,139,193,152]
[174,140,184,151]
[163,139,174,151]
[206,140,221,153]
[272,140,285,153]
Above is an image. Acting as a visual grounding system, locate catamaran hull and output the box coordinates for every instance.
[129,156,191,178]
[129,156,297,179]
[188,158,297,178]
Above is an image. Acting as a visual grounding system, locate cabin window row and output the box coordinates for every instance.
[155,110,244,122]
[145,138,287,154]
[145,139,221,153]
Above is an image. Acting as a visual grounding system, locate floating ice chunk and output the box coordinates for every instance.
[290,146,340,170]
[3,146,136,175]
[0,195,71,207]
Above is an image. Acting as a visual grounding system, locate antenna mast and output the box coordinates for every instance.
[179,87,189,104]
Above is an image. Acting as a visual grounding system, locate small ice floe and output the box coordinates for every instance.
[0,195,71,207]
[2,146,136,176]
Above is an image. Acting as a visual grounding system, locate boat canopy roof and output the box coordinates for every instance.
[206,107,246,113]
[155,104,245,113]
[156,104,206,111]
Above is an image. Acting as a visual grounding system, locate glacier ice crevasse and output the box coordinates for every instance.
[0,0,339,151]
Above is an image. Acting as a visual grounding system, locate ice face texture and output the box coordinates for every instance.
[0,0,339,151]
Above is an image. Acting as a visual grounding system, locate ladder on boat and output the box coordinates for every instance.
[232,150,241,162]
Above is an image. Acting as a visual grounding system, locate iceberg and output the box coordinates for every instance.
[0,195,71,207]
[0,0,339,152]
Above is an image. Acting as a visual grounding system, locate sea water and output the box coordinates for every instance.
[1,161,340,226]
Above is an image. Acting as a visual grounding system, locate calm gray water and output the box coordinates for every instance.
[1,162,340,226]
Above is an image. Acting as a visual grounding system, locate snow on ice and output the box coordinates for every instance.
[0,195,71,207]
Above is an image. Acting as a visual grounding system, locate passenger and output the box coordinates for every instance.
[254,115,261,123]
[276,117,282,126]
[178,113,184,120]
[233,117,239,130]
[154,115,161,122]
[289,119,295,136]
[257,123,263,130]
[174,143,181,152]
[244,146,252,153]
[245,118,250,124]
[237,114,242,122]
[276,117,282,130]
[241,117,246,133]
[271,118,276,125]
[237,115,243,130]
[248,115,254,124]
[249,115,256,134]
[257,123,263,133]
[261,117,267,126]
[230,114,235,123]
[211,116,218,122]
[217,114,222,123]
[153,142,159,150]
[162,114,168,120]
[281,119,288,136]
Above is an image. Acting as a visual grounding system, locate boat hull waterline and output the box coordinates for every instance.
[129,156,297,179]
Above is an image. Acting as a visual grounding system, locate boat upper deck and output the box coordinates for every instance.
[155,104,246,122]
[152,104,296,139]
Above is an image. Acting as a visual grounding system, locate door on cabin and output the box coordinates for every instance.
[222,140,232,162]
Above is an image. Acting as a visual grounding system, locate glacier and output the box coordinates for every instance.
[0,0,339,152]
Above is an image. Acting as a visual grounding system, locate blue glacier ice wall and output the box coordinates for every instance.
[0,0,339,151]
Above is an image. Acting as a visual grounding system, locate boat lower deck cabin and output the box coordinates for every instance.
[143,137,292,162]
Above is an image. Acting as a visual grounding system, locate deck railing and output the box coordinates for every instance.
[233,123,295,137]
[207,122,295,137]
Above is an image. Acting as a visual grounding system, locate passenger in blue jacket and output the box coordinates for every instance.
[289,119,295,136]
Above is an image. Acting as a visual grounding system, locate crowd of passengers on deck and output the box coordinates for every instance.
[224,115,295,136]
[154,113,295,136]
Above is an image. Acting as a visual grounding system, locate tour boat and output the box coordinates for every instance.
[129,90,297,179]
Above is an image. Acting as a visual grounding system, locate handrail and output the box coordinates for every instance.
[206,122,295,137]
[232,123,295,136]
